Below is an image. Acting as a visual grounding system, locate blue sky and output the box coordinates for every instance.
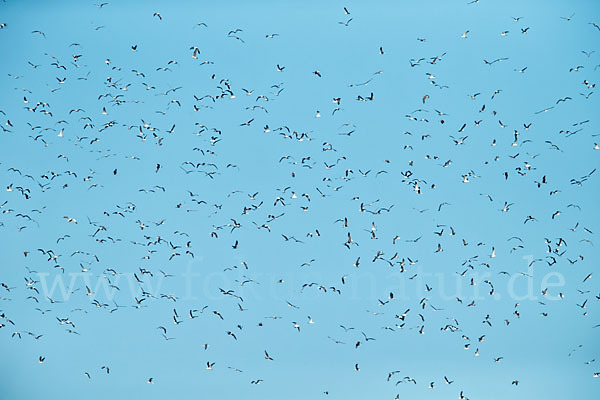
[0,0,599,399]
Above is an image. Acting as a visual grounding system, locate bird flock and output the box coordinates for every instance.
[0,2,599,399]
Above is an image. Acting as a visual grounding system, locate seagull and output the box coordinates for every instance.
[560,13,575,21]
[338,18,353,26]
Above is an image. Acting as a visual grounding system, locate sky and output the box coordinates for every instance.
[0,0,599,399]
